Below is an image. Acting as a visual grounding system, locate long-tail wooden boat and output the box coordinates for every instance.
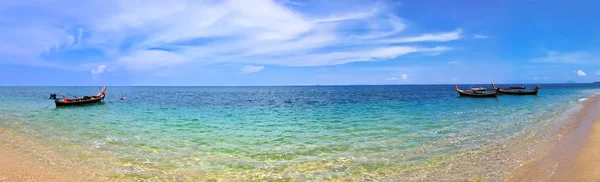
[55,86,106,106]
[491,83,539,95]
[454,84,498,97]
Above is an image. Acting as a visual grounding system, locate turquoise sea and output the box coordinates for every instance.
[1,84,599,181]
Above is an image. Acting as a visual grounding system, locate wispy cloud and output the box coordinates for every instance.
[0,25,73,61]
[533,76,539,80]
[385,74,408,81]
[118,50,187,71]
[532,51,596,64]
[75,28,84,46]
[0,0,462,73]
[382,29,462,44]
[473,34,488,39]
[312,11,376,24]
[253,46,451,67]
[448,61,462,65]
[241,65,265,74]
[280,0,304,6]
[386,77,399,81]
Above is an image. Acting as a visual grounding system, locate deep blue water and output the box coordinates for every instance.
[0,84,599,180]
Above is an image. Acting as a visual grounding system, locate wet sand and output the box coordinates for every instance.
[0,145,75,182]
[0,128,102,182]
[509,95,600,181]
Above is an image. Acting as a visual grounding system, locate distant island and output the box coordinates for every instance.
[594,81,600,84]
[566,80,576,83]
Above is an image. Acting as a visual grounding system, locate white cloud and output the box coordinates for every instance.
[0,0,462,72]
[533,76,539,80]
[243,46,451,66]
[401,74,408,80]
[0,25,73,60]
[386,74,408,81]
[597,71,600,75]
[118,50,187,71]
[532,51,596,64]
[349,15,406,39]
[312,11,376,24]
[241,65,265,73]
[93,65,106,74]
[544,77,548,80]
[576,70,587,77]
[473,34,488,39]
[385,77,399,81]
[91,65,107,80]
[382,29,462,44]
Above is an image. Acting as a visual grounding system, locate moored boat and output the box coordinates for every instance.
[491,83,539,95]
[55,86,107,106]
[454,84,498,97]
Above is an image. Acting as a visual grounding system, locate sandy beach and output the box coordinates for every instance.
[0,128,102,182]
[0,145,74,182]
[509,95,600,181]
[0,129,71,181]
[571,110,600,181]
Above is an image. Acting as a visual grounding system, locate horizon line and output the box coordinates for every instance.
[0,82,595,87]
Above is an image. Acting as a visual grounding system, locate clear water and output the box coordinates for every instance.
[1,84,599,181]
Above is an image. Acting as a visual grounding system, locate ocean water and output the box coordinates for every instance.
[1,84,599,181]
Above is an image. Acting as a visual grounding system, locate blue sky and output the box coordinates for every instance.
[0,0,599,86]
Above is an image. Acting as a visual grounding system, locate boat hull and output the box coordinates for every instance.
[454,84,498,98]
[457,91,498,97]
[54,86,106,107]
[491,83,539,95]
[496,89,538,95]
[55,98,104,106]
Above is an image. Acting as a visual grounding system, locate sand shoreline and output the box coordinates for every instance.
[0,128,105,182]
[0,129,75,181]
[0,144,74,182]
[509,95,600,181]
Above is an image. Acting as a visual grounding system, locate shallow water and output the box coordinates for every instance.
[0,84,599,180]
